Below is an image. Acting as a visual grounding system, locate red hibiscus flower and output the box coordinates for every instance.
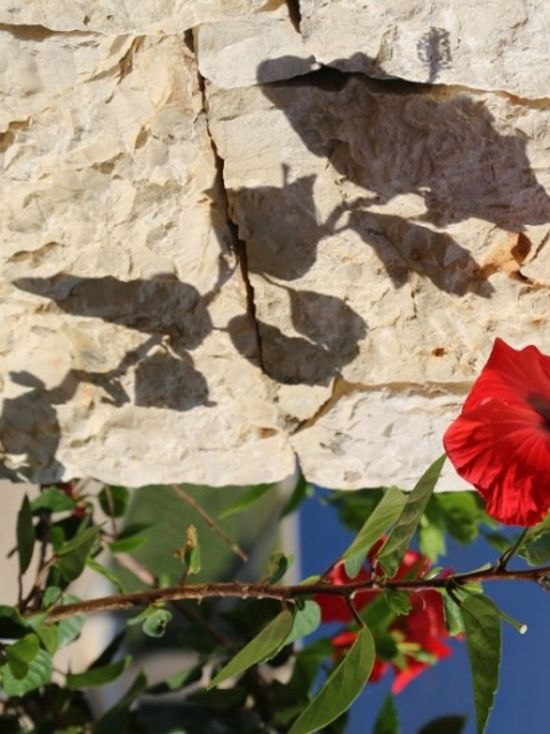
[315,550,451,694]
[443,338,550,526]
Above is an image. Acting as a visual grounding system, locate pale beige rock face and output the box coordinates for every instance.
[0,0,281,33]
[2,3,550,492]
[0,30,294,486]
[205,74,550,488]
[300,0,550,99]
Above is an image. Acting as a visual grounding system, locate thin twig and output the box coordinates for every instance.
[171,485,247,562]
[496,528,529,571]
[39,562,550,623]
[345,595,366,628]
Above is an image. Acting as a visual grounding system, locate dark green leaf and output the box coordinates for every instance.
[219,483,275,519]
[437,492,481,545]
[373,694,400,734]
[147,660,204,694]
[360,593,397,631]
[0,605,29,638]
[265,551,294,583]
[57,526,100,582]
[17,495,34,575]
[190,686,248,711]
[342,487,406,578]
[442,591,464,637]
[375,633,399,661]
[109,523,152,554]
[208,609,294,689]
[1,648,52,696]
[35,624,58,656]
[461,594,501,734]
[288,627,375,734]
[57,612,86,648]
[385,591,412,616]
[417,716,466,734]
[98,485,129,518]
[281,474,311,518]
[378,456,446,577]
[519,511,550,565]
[86,557,125,593]
[327,488,385,533]
[142,608,172,638]
[31,487,77,513]
[6,634,40,679]
[284,601,321,646]
[419,500,446,562]
[65,656,131,689]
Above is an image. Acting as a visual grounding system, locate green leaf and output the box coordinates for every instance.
[373,694,400,734]
[385,591,412,616]
[419,500,446,562]
[265,551,294,583]
[219,483,275,519]
[288,627,375,734]
[342,487,406,578]
[35,624,58,656]
[208,609,294,689]
[57,612,86,648]
[1,648,52,696]
[142,608,172,638]
[437,492,481,545]
[98,485,129,518]
[86,557,125,593]
[519,511,550,565]
[378,455,446,577]
[461,594,501,734]
[0,605,30,638]
[174,524,201,576]
[417,716,466,734]
[6,634,40,679]
[31,487,76,513]
[284,601,321,646]
[109,523,152,554]
[65,656,131,689]
[57,526,99,582]
[281,474,311,518]
[442,591,464,637]
[16,495,35,575]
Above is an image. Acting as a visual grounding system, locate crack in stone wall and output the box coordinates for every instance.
[2,1,550,491]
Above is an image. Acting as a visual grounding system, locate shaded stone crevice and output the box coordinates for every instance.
[185,29,266,375]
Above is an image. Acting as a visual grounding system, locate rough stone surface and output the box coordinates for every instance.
[1,2,550,491]
[0,30,294,486]
[300,0,550,99]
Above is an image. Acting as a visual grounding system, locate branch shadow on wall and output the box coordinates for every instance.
[2,266,233,481]
[226,51,550,385]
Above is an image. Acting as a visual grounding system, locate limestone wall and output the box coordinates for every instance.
[1,1,549,490]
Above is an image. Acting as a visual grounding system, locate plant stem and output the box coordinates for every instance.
[171,484,248,562]
[40,563,550,622]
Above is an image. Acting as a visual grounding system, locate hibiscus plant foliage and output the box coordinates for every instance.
[2,338,550,734]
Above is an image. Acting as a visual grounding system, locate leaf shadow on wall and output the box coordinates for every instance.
[225,53,550,384]
[3,268,232,481]
[256,54,550,281]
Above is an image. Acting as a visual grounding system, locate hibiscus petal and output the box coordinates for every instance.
[463,338,550,414]
[444,398,550,525]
